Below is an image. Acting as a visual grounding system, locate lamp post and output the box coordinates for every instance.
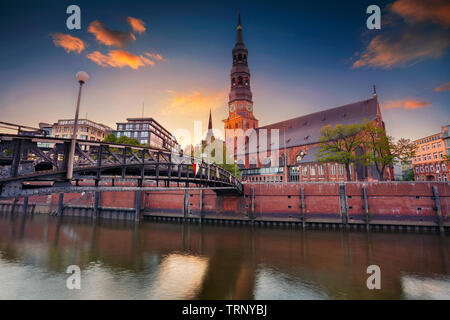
[66,71,89,180]
[234,159,237,177]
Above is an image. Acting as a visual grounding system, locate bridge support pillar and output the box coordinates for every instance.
[57,193,64,216]
[22,196,28,215]
[93,192,100,219]
[135,190,142,221]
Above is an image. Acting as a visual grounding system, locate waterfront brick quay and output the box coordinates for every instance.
[0,181,448,233]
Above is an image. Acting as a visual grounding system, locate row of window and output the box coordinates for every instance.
[118,123,150,131]
[416,174,448,182]
[416,135,440,145]
[414,152,444,162]
[418,141,442,152]
[300,164,345,176]
[248,175,283,183]
[117,131,149,138]
[415,163,447,173]
[55,126,106,138]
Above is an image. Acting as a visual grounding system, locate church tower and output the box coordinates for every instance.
[223,13,258,138]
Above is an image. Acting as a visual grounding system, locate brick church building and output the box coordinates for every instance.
[222,14,391,183]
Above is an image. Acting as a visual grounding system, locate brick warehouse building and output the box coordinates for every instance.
[412,125,450,182]
[222,14,391,182]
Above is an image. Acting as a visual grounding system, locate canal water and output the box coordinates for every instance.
[0,212,448,300]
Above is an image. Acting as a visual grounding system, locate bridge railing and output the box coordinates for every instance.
[0,134,243,193]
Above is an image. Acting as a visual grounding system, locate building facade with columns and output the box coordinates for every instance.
[223,14,390,182]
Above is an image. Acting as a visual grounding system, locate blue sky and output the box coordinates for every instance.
[0,0,448,146]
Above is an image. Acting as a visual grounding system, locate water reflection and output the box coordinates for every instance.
[0,212,448,300]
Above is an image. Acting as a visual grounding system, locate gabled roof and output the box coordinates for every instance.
[259,97,379,149]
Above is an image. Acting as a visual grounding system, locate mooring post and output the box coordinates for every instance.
[22,196,28,215]
[11,197,18,214]
[339,184,349,227]
[93,191,100,219]
[432,186,444,233]
[300,186,306,229]
[363,185,370,231]
[199,189,203,224]
[183,189,189,220]
[57,193,64,216]
[250,187,255,224]
[135,190,142,221]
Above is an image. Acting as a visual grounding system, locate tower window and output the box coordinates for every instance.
[238,76,243,85]
[238,54,242,61]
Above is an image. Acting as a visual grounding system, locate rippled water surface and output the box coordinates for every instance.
[0,212,448,299]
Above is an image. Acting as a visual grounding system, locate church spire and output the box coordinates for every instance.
[205,109,215,142]
[236,11,244,45]
[208,109,213,130]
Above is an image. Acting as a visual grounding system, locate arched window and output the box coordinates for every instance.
[238,76,243,85]
[279,154,285,167]
[238,54,242,61]
[244,54,247,60]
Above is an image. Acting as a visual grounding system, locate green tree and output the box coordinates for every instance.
[407,170,415,181]
[103,133,141,146]
[362,120,416,181]
[316,123,366,181]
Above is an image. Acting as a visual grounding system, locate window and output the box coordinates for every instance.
[434,152,437,159]
[318,165,324,175]
[141,139,148,144]
[302,166,308,176]
[422,146,425,151]
[421,175,424,181]
[438,142,442,148]
[432,143,436,149]
[296,155,302,163]
[338,165,344,175]
[428,154,431,160]
[331,164,336,175]
[436,164,440,172]
[415,167,419,173]
[437,174,441,182]
[427,145,430,150]
[430,164,434,172]
[420,166,424,172]
[425,166,429,172]
[310,166,316,176]
[444,174,447,182]
[439,152,443,159]
[442,163,446,171]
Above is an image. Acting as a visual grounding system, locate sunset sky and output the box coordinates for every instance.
[0,0,449,147]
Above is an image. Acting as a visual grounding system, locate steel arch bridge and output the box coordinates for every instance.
[0,134,243,199]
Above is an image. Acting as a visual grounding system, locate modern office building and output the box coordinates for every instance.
[115,118,179,150]
[412,125,449,182]
[52,119,113,142]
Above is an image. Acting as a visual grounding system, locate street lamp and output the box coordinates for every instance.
[67,71,89,180]
[234,159,237,177]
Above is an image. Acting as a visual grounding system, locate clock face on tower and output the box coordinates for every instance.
[247,104,252,112]
[230,104,235,112]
